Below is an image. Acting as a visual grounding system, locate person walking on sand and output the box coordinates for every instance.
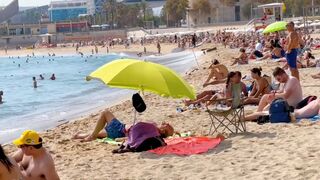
[0,144,21,180]
[33,77,37,88]
[285,22,301,80]
[12,130,60,180]
[157,42,161,54]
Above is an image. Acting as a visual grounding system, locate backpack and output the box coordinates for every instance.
[132,93,146,113]
[269,98,291,123]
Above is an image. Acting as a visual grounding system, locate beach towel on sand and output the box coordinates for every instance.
[149,137,222,155]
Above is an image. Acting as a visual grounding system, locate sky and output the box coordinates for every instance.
[0,0,52,7]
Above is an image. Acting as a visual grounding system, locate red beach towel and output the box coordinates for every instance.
[148,137,222,155]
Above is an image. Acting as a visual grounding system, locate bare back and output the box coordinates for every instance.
[0,157,21,180]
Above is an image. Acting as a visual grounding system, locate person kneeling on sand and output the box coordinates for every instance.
[12,130,60,180]
[245,67,303,121]
[72,110,174,143]
[0,144,21,180]
[203,59,228,87]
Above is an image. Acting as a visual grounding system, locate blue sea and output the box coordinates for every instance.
[0,51,199,143]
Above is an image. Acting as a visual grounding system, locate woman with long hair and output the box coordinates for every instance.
[0,144,21,180]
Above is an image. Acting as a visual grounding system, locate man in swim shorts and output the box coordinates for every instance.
[285,21,301,80]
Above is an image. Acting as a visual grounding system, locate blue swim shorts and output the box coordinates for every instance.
[105,118,126,139]
[286,49,298,69]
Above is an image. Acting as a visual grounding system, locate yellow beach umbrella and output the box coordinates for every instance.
[263,21,287,34]
[86,59,196,100]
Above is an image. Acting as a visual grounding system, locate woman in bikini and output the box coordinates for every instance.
[231,48,248,65]
[203,59,229,87]
[244,68,271,105]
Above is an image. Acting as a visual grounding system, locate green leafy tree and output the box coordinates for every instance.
[192,0,211,15]
[162,0,189,27]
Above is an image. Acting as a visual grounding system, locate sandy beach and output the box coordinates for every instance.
[3,40,320,180]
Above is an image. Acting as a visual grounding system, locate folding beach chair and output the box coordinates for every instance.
[205,96,246,135]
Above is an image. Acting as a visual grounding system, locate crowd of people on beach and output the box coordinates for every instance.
[2,20,320,179]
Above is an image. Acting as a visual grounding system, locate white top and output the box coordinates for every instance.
[255,43,263,52]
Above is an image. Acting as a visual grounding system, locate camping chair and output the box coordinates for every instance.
[205,96,246,135]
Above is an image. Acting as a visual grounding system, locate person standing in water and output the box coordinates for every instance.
[33,77,37,88]
[50,74,56,80]
[0,91,3,104]
[0,144,21,180]
[285,21,301,80]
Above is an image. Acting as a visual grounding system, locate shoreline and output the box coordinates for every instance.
[1,48,200,144]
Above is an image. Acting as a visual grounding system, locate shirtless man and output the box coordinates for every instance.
[0,144,21,180]
[12,130,60,180]
[245,67,303,121]
[203,59,228,87]
[285,22,301,80]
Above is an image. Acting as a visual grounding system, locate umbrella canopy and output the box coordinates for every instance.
[263,21,288,34]
[86,59,196,99]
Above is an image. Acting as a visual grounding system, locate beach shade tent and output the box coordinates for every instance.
[86,59,196,100]
[263,21,287,34]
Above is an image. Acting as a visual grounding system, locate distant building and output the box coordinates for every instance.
[0,0,19,23]
[49,0,87,22]
[188,0,249,26]
[86,0,107,15]
[124,0,165,8]
[9,5,49,24]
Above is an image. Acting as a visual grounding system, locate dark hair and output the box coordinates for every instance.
[235,71,242,78]
[307,52,315,59]
[213,59,220,65]
[251,67,262,76]
[273,67,286,77]
[33,77,36,80]
[239,48,245,53]
[226,71,236,88]
[0,145,13,172]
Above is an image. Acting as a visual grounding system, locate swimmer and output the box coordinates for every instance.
[50,74,56,80]
[0,91,3,104]
[33,77,37,88]
[39,74,44,80]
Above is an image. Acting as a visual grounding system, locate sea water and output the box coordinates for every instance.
[0,51,199,143]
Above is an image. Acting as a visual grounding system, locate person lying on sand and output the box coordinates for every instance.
[12,130,60,180]
[244,68,270,105]
[72,110,174,142]
[258,42,285,60]
[295,98,320,119]
[203,59,228,87]
[112,121,174,153]
[231,48,248,66]
[185,71,247,106]
[0,144,21,180]
[245,67,303,121]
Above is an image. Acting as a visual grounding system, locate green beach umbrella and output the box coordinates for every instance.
[86,58,196,100]
[263,21,288,34]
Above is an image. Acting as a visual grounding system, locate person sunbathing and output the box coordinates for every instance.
[245,67,303,121]
[203,59,228,87]
[244,68,270,105]
[231,48,248,65]
[0,144,21,180]
[72,110,174,142]
[259,43,285,60]
[12,130,60,180]
[295,98,320,119]
[185,71,247,106]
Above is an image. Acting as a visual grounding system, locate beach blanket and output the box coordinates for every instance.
[148,137,222,156]
[97,138,123,145]
[297,115,320,122]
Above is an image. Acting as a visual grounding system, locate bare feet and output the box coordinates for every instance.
[80,135,96,142]
[72,132,88,140]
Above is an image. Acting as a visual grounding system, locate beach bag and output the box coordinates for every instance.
[132,93,146,113]
[296,96,317,109]
[269,98,291,123]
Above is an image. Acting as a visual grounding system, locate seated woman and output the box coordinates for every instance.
[259,43,285,60]
[203,59,229,87]
[72,110,174,142]
[295,98,320,119]
[0,144,21,180]
[112,121,174,153]
[185,71,248,107]
[231,48,248,66]
[304,51,317,67]
[244,68,271,105]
